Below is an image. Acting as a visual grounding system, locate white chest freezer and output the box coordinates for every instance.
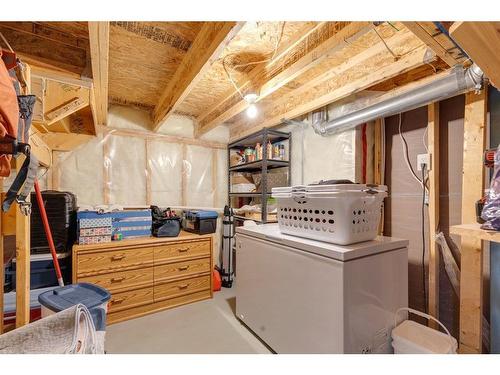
[235,224,408,354]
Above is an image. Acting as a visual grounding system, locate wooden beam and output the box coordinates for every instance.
[197,22,372,136]
[88,22,110,126]
[231,44,434,140]
[402,22,460,68]
[15,156,30,328]
[0,25,87,75]
[450,22,500,89]
[152,22,243,131]
[459,88,488,353]
[45,97,89,125]
[194,21,326,136]
[427,102,440,329]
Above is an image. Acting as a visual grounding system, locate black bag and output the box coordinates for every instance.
[30,190,77,254]
[151,205,181,237]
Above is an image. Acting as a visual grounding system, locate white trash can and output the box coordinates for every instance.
[392,307,458,354]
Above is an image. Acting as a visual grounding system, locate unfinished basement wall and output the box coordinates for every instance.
[277,107,361,186]
[45,105,229,263]
[383,94,490,340]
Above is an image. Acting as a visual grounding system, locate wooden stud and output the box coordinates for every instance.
[459,88,488,353]
[427,102,440,328]
[402,22,460,67]
[15,156,30,328]
[450,22,500,89]
[88,22,110,126]
[152,22,243,130]
[197,22,372,136]
[374,118,384,235]
[44,97,89,125]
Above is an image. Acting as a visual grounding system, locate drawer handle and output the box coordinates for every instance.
[177,265,190,271]
[178,284,189,290]
[112,298,125,304]
[111,254,125,261]
[111,277,125,283]
[178,248,189,253]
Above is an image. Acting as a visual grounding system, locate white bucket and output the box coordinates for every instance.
[392,307,458,354]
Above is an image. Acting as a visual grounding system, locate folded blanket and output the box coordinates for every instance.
[0,304,103,354]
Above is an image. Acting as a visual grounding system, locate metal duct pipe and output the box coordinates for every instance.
[312,63,485,136]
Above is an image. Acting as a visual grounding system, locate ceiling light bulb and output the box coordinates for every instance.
[246,103,258,119]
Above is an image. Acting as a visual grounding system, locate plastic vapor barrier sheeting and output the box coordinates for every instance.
[148,140,183,207]
[55,131,226,209]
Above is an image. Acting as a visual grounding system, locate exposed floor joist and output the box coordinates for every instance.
[230,44,434,140]
[196,22,372,137]
[152,22,243,131]
[0,23,88,75]
[401,22,462,67]
[450,21,500,89]
[88,21,110,126]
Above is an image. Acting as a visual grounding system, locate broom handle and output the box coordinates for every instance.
[34,180,64,287]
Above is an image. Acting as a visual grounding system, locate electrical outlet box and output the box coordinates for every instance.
[417,153,430,171]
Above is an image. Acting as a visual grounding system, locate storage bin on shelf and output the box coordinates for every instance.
[10,252,72,289]
[272,183,387,245]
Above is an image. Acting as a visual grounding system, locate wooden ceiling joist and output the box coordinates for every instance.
[152,22,243,131]
[402,22,462,68]
[192,22,327,134]
[449,21,500,89]
[196,22,373,137]
[230,44,434,140]
[88,21,110,126]
[0,24,88,75]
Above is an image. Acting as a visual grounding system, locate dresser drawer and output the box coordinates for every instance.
[155,257,210,282]
[77,247,153,276]
[108,287,154,313]
[154,239,210,263]
[154,275,210,302]
[79,267,153,293]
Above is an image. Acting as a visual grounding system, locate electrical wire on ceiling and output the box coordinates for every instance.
[222,21,286,101]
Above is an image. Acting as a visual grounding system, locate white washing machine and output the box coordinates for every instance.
[235,223,408,354]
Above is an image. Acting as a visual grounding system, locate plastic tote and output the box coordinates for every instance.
[392,307,458,354]
[272,183,387,245]
[38,283,111,331]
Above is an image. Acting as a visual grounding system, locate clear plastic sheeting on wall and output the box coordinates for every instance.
[106,135,147,206]
[56,134,105,206]
[185,145,214,207]
[52,129,226,211]
[148,140,183,207]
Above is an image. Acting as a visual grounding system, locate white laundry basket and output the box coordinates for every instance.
[272,183,387,245]
[392,307,458,354]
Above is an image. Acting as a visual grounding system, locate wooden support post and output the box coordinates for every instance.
[374,118,384,235]
[459,88,488,353]
[427,102,440,328]
[15,156,30,328]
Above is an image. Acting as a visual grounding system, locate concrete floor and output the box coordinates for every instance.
[105,285,272,354]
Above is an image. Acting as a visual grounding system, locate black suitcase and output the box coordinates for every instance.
[30,190,77,255]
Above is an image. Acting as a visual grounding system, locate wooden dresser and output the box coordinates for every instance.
[72,231,213,324]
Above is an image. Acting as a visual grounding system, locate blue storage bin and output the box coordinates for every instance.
[184,210,218,235]
[11,253,71,290]
[38,283,111,331]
